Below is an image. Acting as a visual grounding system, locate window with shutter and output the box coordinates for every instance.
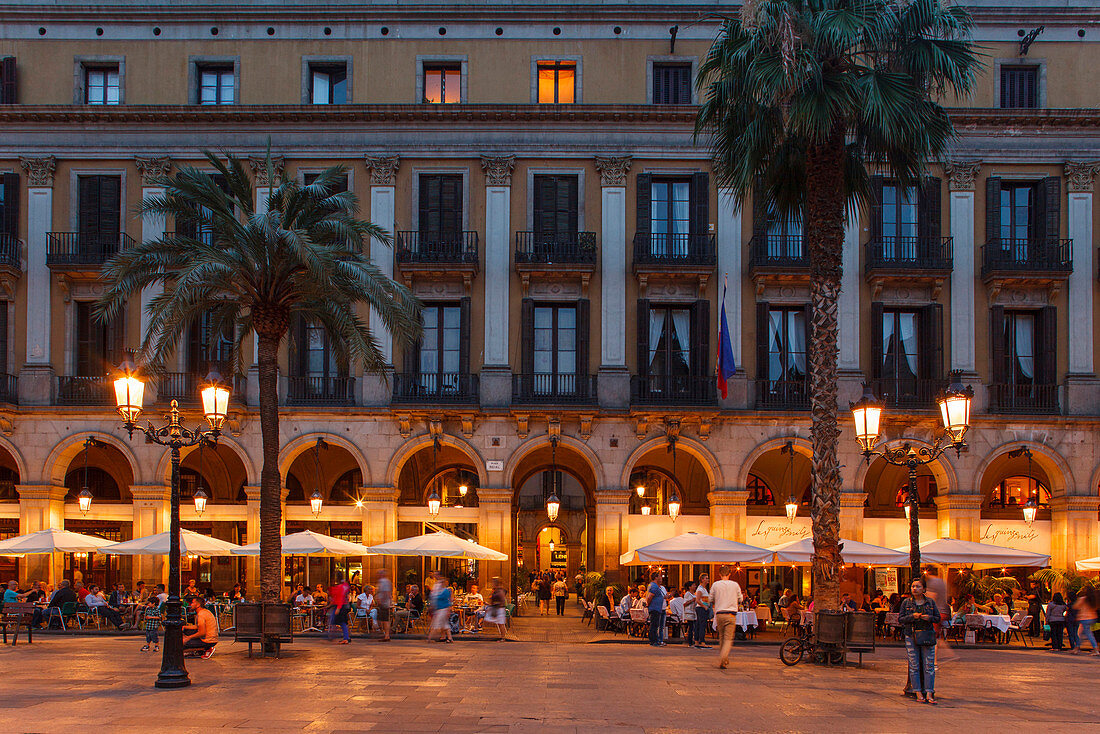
[0,57,16,105]
[881,308,921,404]
[649,178,690,257]
[652,63,692,104]
[756,303,808,408]
[0,300,7,372]
[75,301,120,376]
[0,172,19,240]
[419,174,463,250]
[77,175,121,255]
[309,63,348,104]
[417,303,463,396]
[527,303,579,396]
[532,175,578,243]
[1000,65,1039,109]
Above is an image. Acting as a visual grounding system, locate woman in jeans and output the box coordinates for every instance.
[693,574,712,649]
[899,578,939,704]
[1071,587,1100,656]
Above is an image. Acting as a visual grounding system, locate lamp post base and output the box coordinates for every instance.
[155,619,191,689]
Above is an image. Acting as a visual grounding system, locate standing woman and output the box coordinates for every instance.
[485,577,508,642]
[1071,587,1099,656]
[1046,593,1067,651]
[693,574,712,649]
[899,579,939,704]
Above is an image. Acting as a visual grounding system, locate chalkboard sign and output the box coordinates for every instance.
[550,550,568,568]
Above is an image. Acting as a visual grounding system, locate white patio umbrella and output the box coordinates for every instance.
[899,537,1050,569]
[0,528,116,556]
[101,529,241,557]
[231,530,375,557]
[771,537,909,566]
[619,531,773,566]
[367,531,507,561]
[1075,556,1100,572]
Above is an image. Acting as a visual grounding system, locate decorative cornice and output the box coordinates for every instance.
[14,484,67,501]
[480,154,516,186]
[129,485,171,502]
[247,154,285,186]
[360,486,400,504]
[943,160,981,192]
[1064,161,1100,193]
[594,489,632,506]
[134,155,172,186]
[594,155,632,186]
[476,487,513,505]
[839,492,869,509]
[1050,495,1100,512]
[936,493,985,510]
[19,155,56,187]
[364,155,400,186]
[708,489,750,508]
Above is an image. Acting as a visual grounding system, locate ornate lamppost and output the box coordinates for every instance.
[112,358,230,689]
[850,377,973,580]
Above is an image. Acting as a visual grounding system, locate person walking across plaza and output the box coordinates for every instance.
[537,573,552,616]
[429,572,454,643]
[681,582,697,646]
[553,575,568,616]
[693,573,712,649]
[140,596,161,652]
[486,577,508,642]
[374,568,393,642]
[644,570,667,647]
[710,565,743,669]
[923,566,957,663]
[327,574,352,644]
[1071,587,1099,656]
[900,579,939,704]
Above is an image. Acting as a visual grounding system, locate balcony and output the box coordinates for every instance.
[869,377,941,409]
[0,373,16,404]
[515,231,597,266]
[512,373,597,405]
[630,374,716,407]
[57,376,113,405]
[287,376,356,406]
[633,232,716,270]
[0,234,22,274]
[394,231,479,282]
[981,239,1072,284]
[754,378,810,410]
[866,237,953,274]
[157,372,203,404]
[46,232,135,268]
[749,234,807,270]
[987,383,1060,415]
[518,494,587,512]
[392,372,479,405]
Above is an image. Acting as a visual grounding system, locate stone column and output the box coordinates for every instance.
[708,489,749,542]
[716,188,747,408]
[480,155,516,408]
[18,156,57,405]
[839,492,868,542]
[134,158,172,390]
[16,484,66,585]
[477,487,513,589]
[362,156,401,405]
[594,489,630,580]
[594,156,631,408]
[129,484,171,586]
[243,484,262,596]
[360,486,399,579]
[936,493,983,542]
[1051,496,1100,570]
[944,161,982,402]
[1064,162,1100,413]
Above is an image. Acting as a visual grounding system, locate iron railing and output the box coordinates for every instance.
[395,231,479,265]
[632,232,716,266]
[57,376,113,405]
[518,494,587,512]
[748,233,807,268]
[392,372,479,404]
[0,234,21,271]
[865,236,953,272]
[870,377,941,409]
[512,373,597,404]
[981,239,1072,275]
[514,231,598,265]
[287,376,356,406]
[46,232,135,266]
[630,374,716,406]
[754,378,810,410]
[987,382,1060,415]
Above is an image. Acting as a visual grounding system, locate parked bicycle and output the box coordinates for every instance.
[779,623,844,666]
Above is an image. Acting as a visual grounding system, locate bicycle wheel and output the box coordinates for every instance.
[779,638,804,666]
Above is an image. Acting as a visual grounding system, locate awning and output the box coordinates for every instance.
[232,529,374,557]
[900,537,1050,569]
[771,537,909,566]
[619,532,773,565]
[101,529,241,557]
[368,531,507,561]
[0,528,117,555]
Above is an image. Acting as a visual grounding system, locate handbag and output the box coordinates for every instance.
[912,628,936,646]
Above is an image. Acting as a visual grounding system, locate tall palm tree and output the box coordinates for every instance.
[97,152,422,602]
[696,0,980,610]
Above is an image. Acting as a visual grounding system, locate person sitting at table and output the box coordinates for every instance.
[983,593,1009,616]
[184,578,200,598]
[108,583,130,608]
[182,595,218,659]
[291,584,310,605]
[312,583,328,604]
[393,584,423,631]
[357,585,377,630]
[778,588,793,611]
[785,594,804,622]
[229,583,245,602]
[34,579,78,628]
[466,584,487,630]
[860,593,874,613]
[154,584,168,605]
[631,588,648,611]
[840,593,858,612]
[133,581,149,603]
[75,581,89,605]
[3,580,24,603]
[84,585,129,629]
[619,588,636,618]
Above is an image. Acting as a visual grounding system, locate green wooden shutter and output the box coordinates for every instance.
[869,175,884,244]
[1037,306,1057,385]
[0,172,19,238]
[990,306,1006,384]
[635,173,652,238]
[920,303,944,383]
[870,302,884,380]
[755,301,770,380]
[692,298,710,378]
[985,177,1002,245]
[576,298,590,380]
[459,297,471,375]
[919,177,942,253]
[636,299,650,376]
[689,172,709,237]
[520,298,534,376]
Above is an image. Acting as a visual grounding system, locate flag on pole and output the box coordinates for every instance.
[717,275,736,399]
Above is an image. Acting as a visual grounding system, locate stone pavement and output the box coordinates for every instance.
[3,630,1097,733]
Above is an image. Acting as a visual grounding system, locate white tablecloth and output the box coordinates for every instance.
[712,610,759,631]
[978,614,1012,633]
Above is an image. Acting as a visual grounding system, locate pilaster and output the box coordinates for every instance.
[476,487,513,588]
[134,156,172,370]
[594,489,630,579]
[1064,161,1100,412]
[365,155,400,366]
[716,189,748,409]
[480,155,515,408]
[935,493,984,543]
[945,161,980,390]
[360,485,399,578]
[1051,495,1100,571]
[18,156,56,405]
[596,156,630,410]
[16,484,66,585]
[129,484,171,585]
[839,492,868,542]
[708,489,749,542]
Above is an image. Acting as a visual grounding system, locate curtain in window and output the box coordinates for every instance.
[648,310,666,370]
[898,312,918,378]
[788,311,806,378]
[768,311,784,381]
[1015,315,1034,381]
[671,310,691,371]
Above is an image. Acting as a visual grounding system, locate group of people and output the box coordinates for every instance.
[529,571,570,616]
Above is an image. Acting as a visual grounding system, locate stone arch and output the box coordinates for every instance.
[386,433,486,489]
[43,431,144,487]
[976,440,1072,499]
[736,436,813,491]
[620,435,722,490]
[157,434,258,488]
[852,439,958,495]
[505,434,605,495]
[0,434,29,484]
[279,432,372,486]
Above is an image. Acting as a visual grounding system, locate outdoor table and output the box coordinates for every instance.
[978,614,1012,633]
[736,610,759,631]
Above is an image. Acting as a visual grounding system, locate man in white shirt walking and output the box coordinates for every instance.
[710,565,744,669]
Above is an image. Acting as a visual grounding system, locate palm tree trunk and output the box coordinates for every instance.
[256,329,283,603]
[805,127,846,613]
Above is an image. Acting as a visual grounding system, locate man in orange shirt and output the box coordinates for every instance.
[182,596,218,659]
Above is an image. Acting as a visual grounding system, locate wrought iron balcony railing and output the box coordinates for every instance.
[748,233,807,269]
[392,372,479,404]
[514,231,597,265]
[987,382,1060,415]
[632,232,716,267]
[512,373,597,405]
[981,239,1072,276]
[0,233,22,271]
[754,378,810,410]
[57,376,113,405]
[630,374,716,406]
[287,376,356,406]
[395,231,479,265]
[865,236,953,272]
[46,232,135,266]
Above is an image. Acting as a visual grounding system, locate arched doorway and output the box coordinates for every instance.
[0,445,20,582]
[61,440,135,590]
[176,441,249,590]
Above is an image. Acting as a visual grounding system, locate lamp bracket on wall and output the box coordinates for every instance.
[1019,26,1044,56]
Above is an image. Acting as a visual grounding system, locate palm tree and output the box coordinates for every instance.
[97,152,422,602]
[696,0,980,610]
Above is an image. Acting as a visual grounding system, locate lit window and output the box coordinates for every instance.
[423,64,461,103]
[537,60,575,104]
[85,66,120,105]
[198,65,234,105]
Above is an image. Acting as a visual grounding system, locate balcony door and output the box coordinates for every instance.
[411,302,470,397]
[533,175,578,249]
[637,172,710,259]
[75,301,123,377]
[637,299,708,398]
[187,313,233,377]
[985,176,1060,263]
[77,175,121,253]
[520,301,589,397]
[650,179,689,257]
[291,316,346,400]
[419,174,463,253]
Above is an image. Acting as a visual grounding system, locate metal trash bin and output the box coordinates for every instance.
[815,610,847,646]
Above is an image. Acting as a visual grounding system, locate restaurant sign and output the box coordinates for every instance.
[550,550,568,568]
[747,517,811,545]
[978,520,1050,555]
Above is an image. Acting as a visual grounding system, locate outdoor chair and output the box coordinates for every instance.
[781,607,799,636]
[883,613,902,640]
[628,608,649,637]
[45,602,80,631]
[1008,615,1032,647]
[580,600,594,626]
[596,606,625,634]
[963,613,992,643]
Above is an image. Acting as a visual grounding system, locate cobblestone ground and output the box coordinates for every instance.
[2,619,1097,734]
